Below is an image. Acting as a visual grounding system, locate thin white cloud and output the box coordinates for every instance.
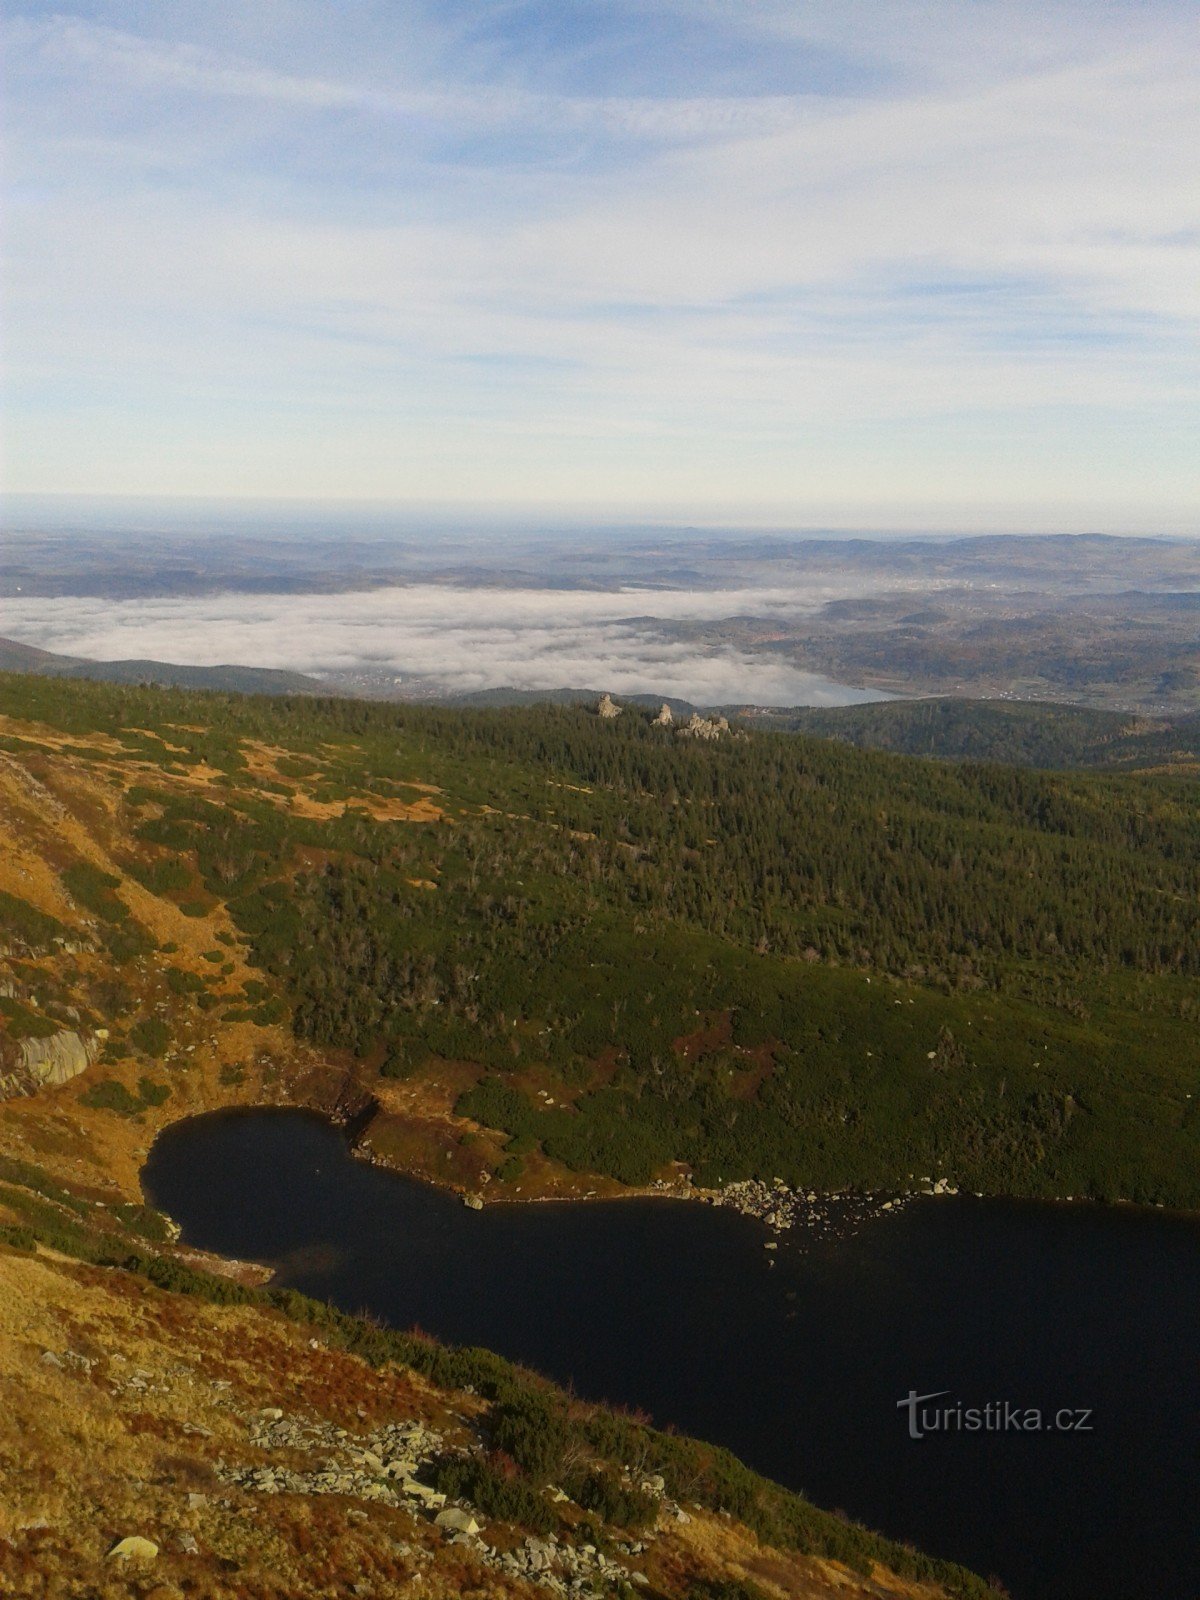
[15,16,815,143]
[3,3,1198,519]
[0,583,898,704]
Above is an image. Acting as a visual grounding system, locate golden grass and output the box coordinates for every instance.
[0,1245,955,1600]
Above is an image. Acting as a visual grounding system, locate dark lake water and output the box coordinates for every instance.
[142,1109,1200,1600]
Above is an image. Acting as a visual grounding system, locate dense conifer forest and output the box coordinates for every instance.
[2,672,1197,1205]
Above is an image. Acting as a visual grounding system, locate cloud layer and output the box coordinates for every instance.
[4,2,1198,523]
[0,583,891,705]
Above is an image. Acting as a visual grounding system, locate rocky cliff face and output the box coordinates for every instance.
[678,711,731,741]
[0,1028,98,1100]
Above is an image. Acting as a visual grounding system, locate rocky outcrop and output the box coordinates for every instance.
[0,1029,98,1100]
[652,703,673,727]
[596,693,622,719]
[678,712,730,741]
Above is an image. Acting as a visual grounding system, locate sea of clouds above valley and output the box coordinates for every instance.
[1,584,893,706]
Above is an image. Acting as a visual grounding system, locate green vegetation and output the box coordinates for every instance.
[428,1454,557,1535]
[0,1177,1001,1599]
[0,889,70,953]
[124,856,193,894]
[0,995,63,1040]
[78,1076,171,1115]
[128,1016,171,1057]
[1,671,1198,1204]
[756,696,1200,771]
[60,863,128,922]
[166,966,207,996]
[57,860,155,964]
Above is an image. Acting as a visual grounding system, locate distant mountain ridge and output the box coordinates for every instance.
[742,696,1200,771]
[3,637,1198,770]
[0,636,327,696]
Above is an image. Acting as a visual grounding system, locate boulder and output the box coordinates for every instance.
[596,694,622,719]
[1,1029,98,1100]
[652,703,673,726]
[402,1478,446,1507]
[107,1536,159,1563]
[435,1507,482,1536]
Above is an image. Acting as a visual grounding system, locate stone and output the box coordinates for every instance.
[677,712,731,742]
[403,1478,446,1507]
[462,1192,484,1210]
[435,1507,482,1536]
[596,693,622,719]
[1,1029,98,1100]
[107,1535,159,1563]
[652,703,673,727]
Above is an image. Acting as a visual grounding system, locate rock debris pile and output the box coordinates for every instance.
[705,1175,957,1242]
[220,1405,676,1594]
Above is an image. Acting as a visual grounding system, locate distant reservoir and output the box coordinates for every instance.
[143,1108,1200,1600]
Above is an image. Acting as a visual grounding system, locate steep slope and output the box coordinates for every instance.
[1,671,1197,1213]
[0,1217,990,1599]
[5,668,1196,1600]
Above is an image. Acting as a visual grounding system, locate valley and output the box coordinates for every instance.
[2,670,1198,1600]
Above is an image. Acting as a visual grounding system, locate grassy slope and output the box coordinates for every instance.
[5,670,1196,1600]
[0,1203,991,1599]
[0,671,1197,1211]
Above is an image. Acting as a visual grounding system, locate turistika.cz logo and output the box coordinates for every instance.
[897,1390,1094,1440]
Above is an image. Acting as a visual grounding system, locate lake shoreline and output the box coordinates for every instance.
[141,1105,1200,1600]
[143,1099,1198,1253]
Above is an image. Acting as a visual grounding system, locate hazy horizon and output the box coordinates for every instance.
[2,493,1196,542]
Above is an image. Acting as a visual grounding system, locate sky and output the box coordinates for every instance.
[3,1,1199,529]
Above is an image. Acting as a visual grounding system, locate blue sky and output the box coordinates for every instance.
[3,1,1199,527]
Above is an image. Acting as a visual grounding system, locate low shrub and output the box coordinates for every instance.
[130,1017,171,1057]
[489,1393,569,1483]
[429,1454,556,1534]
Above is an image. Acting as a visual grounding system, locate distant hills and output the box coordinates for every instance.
[739,696,1200,771]
[0,636,327,697]
[4,635,1199,771]
[432,689,1200,771]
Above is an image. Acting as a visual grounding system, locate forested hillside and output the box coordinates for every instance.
[1,672,1197,1208]
[748,697,1200,770]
